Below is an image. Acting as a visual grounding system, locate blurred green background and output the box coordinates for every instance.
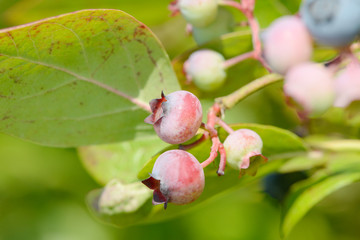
[1,0,360,239]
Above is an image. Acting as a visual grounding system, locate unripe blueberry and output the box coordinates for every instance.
[223,129,265,171]
[284,62,335,116]
[263,16,313,74]
[145,91,203,144]
[178,0,218,27]
[334,61,360,107]
[184,49,226,92]
[192,7,235,45]
[300,0,360,47]
[142,150,205,208]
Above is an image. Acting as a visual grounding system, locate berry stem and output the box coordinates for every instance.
[219,0,270,71]
[216,117,234,134]
[200,104,227,175]
[217,143,227,176]
[223,51,255,69]
[200,136,219,168]
[168,0,180,16]
[219,0,246,12]
[216,73,283,109]
[202,73,282,173]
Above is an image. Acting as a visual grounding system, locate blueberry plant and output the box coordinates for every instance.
[1,0,360,238]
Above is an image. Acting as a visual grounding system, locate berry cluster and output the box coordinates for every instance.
[179,0,360,115]
[141,0,360,209]
[263,0,360,116]
[142,90,264,208]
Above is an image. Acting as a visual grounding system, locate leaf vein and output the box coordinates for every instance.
[17,79,77,101]
[0,53,151,112]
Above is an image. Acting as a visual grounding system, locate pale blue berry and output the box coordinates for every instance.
[300,0,360,47]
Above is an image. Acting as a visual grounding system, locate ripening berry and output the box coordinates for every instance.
[192,7,235,45]
[184,49,226,92]
[334,60,360,107]
[263,16,313,74]
[300,0,360,47]
[145,91,203,144]
[142,150,205,208]
[284,62,335,116]
[223,129,265,171]
[178,0,218,27]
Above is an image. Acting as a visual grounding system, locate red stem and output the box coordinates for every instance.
[219,0,271,72]
[200,103,227,175]
[223,51,255,69]
[216,117,234,134]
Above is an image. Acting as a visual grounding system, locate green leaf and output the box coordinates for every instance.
[282,172,360,237]
[306,138,360,152]
[239,154,268,177]
[0,9,180,147]
[78,136,168,185]
[279,153,327,173]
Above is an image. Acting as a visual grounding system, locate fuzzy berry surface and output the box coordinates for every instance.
[284,62,335,116]
[334,60,360,107]
[223,129,263,170]
[178,0,218,27]
[300,0,360,47]
[145,91,203,144]
[263,16,313,74]
[184,49,226,92]
[144,150,205,206]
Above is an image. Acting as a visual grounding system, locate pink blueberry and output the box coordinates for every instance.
[145,91,203,144]
[142,150,205,208]
[334,60,360,107]
[284,62,335,116]
[223,129,265,171]
[184,49,227,92]
[178,0,218,27]
[263,16,313,74]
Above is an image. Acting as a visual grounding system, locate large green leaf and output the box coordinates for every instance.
[282,171,360,238]
[87,123,306,228]
[0,9,180,147]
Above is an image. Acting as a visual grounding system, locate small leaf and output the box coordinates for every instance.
[281,172,360,237]
[239,154,268,177]
[78,136,168,185]
[0,9,180,147]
